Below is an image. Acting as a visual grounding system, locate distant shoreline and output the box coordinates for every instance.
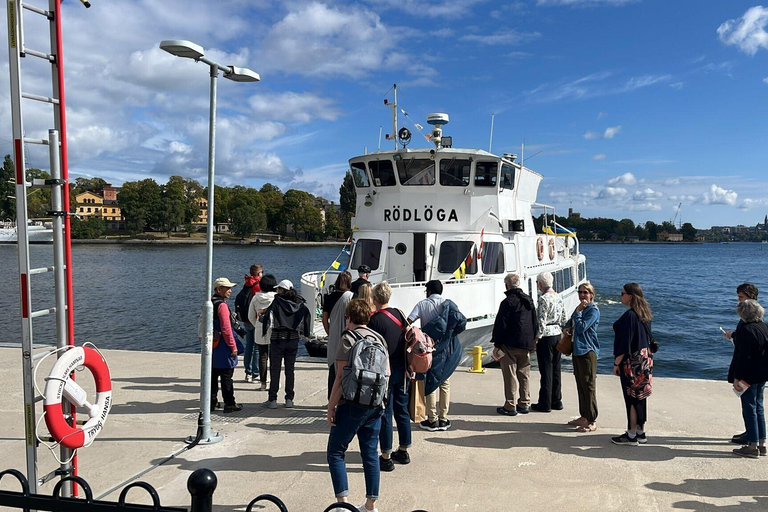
[67,238,346,247]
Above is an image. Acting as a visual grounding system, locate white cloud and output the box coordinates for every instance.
[597,111,607,119]
[607,172,636,186]
[461,30,541,46]
[598,186,628,199]
[583,131,600,140]
[537,0,637,5]
[632,188,662,201]
[364,0,487,18]
[623,75,671,91]
[669,195,696,202]
[739,198,768,210]
[670,82,684,90]
[523,72,671,104]
[591,153,606,161]
[627,202,662,211]
[718,6,768,55]
[603,125,621,139]
[248,92,342,123]
[698,184,738,206]
[763,77,768,85]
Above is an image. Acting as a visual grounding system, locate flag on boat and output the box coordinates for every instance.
[452,248,475,280]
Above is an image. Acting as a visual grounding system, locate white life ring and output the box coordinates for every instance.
[548,238,556,260]
[536,237,544,261]
[43,346,112,450]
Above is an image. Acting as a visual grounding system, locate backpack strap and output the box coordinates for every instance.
[376,308,404,331]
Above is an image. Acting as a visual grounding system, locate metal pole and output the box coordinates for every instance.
[48,129,73,491]
[187,64,222,445]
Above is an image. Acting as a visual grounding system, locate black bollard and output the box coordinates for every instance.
[188,468,217,512]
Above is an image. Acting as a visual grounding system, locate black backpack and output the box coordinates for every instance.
[234,285,253,323]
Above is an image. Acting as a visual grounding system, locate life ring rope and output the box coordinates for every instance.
[38,343,112,453]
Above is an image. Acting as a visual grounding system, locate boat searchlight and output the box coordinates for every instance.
[364,190,377,207]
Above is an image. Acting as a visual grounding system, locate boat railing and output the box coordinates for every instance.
[553,221,579,258]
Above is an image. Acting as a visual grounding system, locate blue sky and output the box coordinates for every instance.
[2,0,767,229]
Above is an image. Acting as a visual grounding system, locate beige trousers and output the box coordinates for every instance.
[500,346,531,410]
[426,378,450,422]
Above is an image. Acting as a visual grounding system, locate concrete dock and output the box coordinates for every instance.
[1,347,766,511]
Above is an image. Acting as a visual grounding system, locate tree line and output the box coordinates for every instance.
[536,214,698,241]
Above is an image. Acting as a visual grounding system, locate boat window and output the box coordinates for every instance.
[481,242,505,274]
[563,267,573,290]
[504,243,517,271]
[350,239,382,271]
[553,270,564,293]
[369,159,397,187]
[439,158,471,186]
[579,262,586,282]
[474,161,498,187]
[500,164,515,190]
[437,241,477,274]
[350,162,370,188]
[396,157,436,186]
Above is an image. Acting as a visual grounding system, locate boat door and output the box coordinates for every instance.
[387,233,427,284]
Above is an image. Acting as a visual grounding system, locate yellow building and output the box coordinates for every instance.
[194,197,208,227]
[75,191,103,218]
[75,185,125,230]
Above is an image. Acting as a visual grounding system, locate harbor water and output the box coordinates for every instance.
[0,242,766,380]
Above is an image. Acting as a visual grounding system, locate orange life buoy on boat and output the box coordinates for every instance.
[536,237,544,261]
[548,238,555,260]
[43,346,112,450]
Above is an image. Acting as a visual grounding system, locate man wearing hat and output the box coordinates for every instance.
[350,265,371,296]
[211,277,243,414]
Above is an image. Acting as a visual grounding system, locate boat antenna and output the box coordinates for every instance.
[383,83,398,150]
[377,126,382,152]
[489,113,495,153]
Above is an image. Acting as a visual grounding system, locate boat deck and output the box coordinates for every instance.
[1,347,763,511]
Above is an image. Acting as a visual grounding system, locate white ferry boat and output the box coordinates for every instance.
[0,220,54,244]
[301,106,587,364]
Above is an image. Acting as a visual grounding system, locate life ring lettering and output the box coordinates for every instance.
[548,238,555,260]
[43,346,112,450]
[536,237,544,261]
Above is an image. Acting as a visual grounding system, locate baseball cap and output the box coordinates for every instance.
[213,277,237,288]
[358,264,371,274]
[277,279,294,290]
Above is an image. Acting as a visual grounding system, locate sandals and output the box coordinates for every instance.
[576,423,597,433]
[567,417,589,427]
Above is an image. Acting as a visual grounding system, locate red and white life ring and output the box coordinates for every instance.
[536,237,544,261]
[43,346,112,450]
[548,238,556,260]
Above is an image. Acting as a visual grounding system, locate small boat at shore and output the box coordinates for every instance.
[301,92,587,364]
[0,220,54,244]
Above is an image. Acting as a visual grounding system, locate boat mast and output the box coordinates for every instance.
[392,84,398,150]
[489,113,495,153]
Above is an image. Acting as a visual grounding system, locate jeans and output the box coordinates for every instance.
[741,381,766,444]
[243,324,258,377]
[536,334,562,409]
[211,367,235,407]
[256,343,269,384]
[327,402,383,500]
[269,337,299,402]
[379,367,411,454]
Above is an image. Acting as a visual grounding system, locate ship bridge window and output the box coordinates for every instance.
[396,157,436,186]
[439,158,471,186]
[474,161,498,187]
[501,163,515,190]
[437,241,477,275]
[350,239,382,271]
[369,159,396,187]
[350,162,370,188]
[481,242,505,274]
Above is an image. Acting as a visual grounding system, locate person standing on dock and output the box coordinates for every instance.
[248,274,277,391]
[567,282,600,433]
[724,283,759,446]
[260,280,311,409]
[327,299,388,512]
[323,271,353,398]
[351,265,371,296]
[236,264,262,384]
[532,272,567,413]
[491,273,538,417]
[210,277,243,414]
[409,280,467,431]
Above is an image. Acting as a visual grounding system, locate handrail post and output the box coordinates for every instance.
[188,468,217,512]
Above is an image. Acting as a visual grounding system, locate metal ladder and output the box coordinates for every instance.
[6,0,80,496]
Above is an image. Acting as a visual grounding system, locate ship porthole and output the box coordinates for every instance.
[395,242,407,255]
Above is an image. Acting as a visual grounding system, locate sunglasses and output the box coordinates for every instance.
[578,290,590,294]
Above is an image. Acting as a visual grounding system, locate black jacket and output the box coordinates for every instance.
[262,293,312,338]
[728,321,768,385]
[491,288,538,351]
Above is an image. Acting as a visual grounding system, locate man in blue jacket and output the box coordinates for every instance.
[491,273,539,416]
[409,280,467,432]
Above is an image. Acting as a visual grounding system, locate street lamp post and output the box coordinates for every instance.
[159,40,260,444]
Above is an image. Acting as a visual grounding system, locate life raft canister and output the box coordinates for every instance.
[43,346,112,450]
[548,238,556,260]
[536,237,544,261]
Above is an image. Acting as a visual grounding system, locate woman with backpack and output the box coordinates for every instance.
[210,277,243,414]
[259,280,311,409]
[327,299,389,512]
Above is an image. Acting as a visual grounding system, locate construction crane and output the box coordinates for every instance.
[672,202,682,229]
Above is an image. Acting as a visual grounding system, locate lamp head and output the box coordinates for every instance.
[159,40,205,60]
[224,66,261,83]
[364,193,373,207]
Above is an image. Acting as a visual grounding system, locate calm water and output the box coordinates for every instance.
[1,242,767,380]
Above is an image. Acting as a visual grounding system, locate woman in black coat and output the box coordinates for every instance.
[729,299,768,458]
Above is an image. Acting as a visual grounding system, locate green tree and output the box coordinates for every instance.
[339,171,356,216]
[261,183,284,233]
[70,216,106,239]
[211,185,231,225]
[282,189,321,239]
[25,168,52,219]
[324,205,342,240]
[0,155,15,219]
[73,177,108,195]
[681,222,697,241]
[228,186,266,238]
[645,221,658,241]
[119,179,162,234]
[161,175,188,236]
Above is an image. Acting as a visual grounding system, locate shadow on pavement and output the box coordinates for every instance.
[647,478,768,510]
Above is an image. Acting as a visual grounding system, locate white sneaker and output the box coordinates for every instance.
[358,504,378,512]
[244,374,252,383]
[285,399,294,408]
